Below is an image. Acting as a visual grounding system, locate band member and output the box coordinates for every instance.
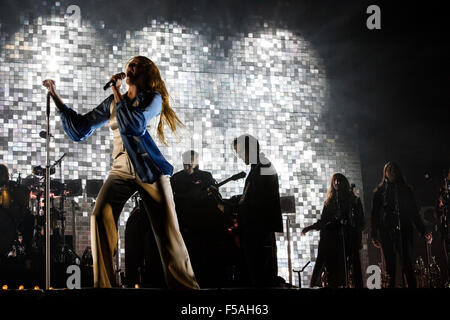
[437,167,450,222]
[217,134,283,287]
[171,150,217,211]
[0,164,28,215]
[43,56,199,289]
[371,161,431,288]
[171,150,229,287]
[0,164,8,187]
[171,150,221,232]
[0,164,10,208]
[302,173,364,288]
[437,167,450,284]
[438,168,450,207]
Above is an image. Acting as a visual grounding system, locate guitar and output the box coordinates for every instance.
[206,172,246,248]
[206,171,246,206]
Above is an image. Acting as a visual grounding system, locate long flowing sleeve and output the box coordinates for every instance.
[115,91,162,137]
[58,95,112,141]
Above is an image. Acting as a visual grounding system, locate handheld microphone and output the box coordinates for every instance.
[103,72,126,90]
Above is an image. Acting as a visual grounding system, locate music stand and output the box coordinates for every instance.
[65,179,82,197]
[86,179,103,198]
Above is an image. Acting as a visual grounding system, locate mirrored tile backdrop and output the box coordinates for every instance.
[0,4,364,287]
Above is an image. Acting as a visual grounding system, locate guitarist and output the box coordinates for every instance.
[170,150,230,287]
[215,135,283,287]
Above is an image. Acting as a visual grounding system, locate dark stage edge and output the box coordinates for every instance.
[1,288,449,318]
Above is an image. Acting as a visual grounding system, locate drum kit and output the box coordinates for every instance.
[0,158,83,266]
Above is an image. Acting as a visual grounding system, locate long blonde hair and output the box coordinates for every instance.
[125,56,183,146]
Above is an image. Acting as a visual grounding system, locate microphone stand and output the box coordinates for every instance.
[71,200,77,257]
[337,190,349,288]
[45,92,51,289]
[394,183,405,287]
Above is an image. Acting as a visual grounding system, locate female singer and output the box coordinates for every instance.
[302,173,364,288]
[43,56,199,289]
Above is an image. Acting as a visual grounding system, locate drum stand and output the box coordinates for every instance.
[53,204,80,265]
[51,153,79,266]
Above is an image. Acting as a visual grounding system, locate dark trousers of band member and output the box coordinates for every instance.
[240,228,278,287]
[90,174,199,289]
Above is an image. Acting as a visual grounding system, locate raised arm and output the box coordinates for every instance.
[43,79,111,141]
[58,96,112,141]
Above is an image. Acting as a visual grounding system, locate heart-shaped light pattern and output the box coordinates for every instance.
[0,8,364,287]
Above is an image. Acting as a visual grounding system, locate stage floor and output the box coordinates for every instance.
[1,287,449,318]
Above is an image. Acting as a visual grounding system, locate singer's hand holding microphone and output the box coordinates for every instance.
[44,72,125,94]
[104,72,126,91]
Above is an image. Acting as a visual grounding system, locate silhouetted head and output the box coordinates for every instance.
[383,161,406,185]
[331,173,350,191]
[374,161,408,193]
[232,134,260,166]
[325,173,351,206]
[182,150,199,174]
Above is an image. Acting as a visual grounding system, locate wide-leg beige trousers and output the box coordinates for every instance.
[90,173,199,289]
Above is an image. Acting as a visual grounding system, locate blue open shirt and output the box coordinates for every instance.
[58,90,174,183]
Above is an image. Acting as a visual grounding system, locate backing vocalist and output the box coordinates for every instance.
[42,56,199,289]
[371,162,431,288]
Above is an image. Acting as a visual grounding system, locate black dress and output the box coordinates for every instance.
[371,182,425,288]
[310,194,365,288]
